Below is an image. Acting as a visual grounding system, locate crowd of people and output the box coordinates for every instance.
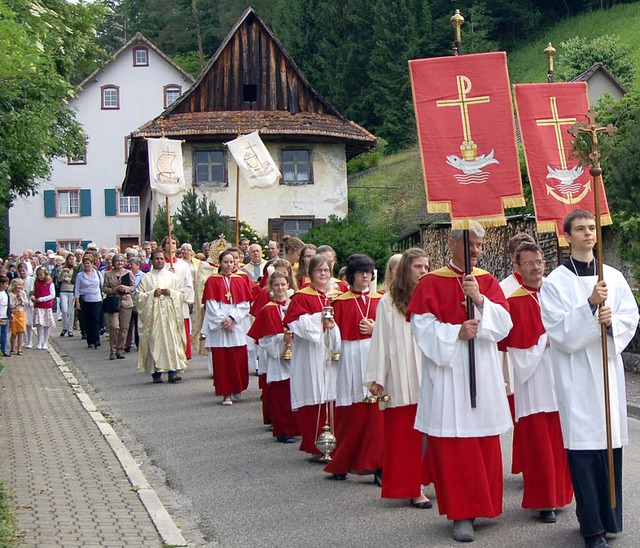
[1,209,637,547]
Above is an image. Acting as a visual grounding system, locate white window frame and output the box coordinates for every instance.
[58,189,80,217]
[164,84,182,108]
[101,85,119,110]
[117,189,139,216]
[133,46,149,67]
[57,240,81,251]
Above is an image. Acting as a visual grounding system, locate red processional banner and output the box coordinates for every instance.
[514,82,611,246]
[409,52,524,229]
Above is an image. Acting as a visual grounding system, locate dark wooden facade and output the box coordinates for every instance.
[169,9,337,117]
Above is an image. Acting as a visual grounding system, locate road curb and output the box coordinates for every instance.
[47,342,188,547]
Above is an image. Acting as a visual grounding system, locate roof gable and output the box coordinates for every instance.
[166,7,340,117]
[570,61,628,95]
[78,32,194,90]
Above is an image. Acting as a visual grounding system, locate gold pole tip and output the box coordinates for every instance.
[544,43,556,58]
[451,9,464,27]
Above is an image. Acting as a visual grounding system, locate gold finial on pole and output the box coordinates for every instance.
[451,9,465,56]
[544,43,556,83]
[567,108,618,508]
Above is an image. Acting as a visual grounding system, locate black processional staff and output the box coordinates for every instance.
[451,8,477,408]
[568,111,618,508]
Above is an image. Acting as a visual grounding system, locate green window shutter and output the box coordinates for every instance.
[44,241,56,252]
[104,188,117,216]
[44,190,56,218]
[80,189,92,217]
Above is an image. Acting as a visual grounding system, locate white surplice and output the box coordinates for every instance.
[363,293,422,408]
[411,298,513,437]
[288,312,341,409]
[540,264,639,450]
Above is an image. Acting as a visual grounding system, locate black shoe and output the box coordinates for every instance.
[60,330,67,337]
[99,328,106,335]
[152,377,163,384]
[585,534,609,548]
[68,331,74,337]
[374,469,383,487]
[332,474,347,481]
[94,342,101,349]
[168,375,182,383]
[411,498,433,509]
[539,510,557,523]
[124,347,131,353]
[276,435,296,443]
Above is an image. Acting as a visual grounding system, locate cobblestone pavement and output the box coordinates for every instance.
[0,343,182,547]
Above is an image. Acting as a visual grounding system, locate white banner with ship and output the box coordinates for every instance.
[147,137,186,196]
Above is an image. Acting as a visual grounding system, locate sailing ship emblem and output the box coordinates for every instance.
[156,147,180,183]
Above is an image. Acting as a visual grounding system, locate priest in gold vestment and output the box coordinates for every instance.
[137,250,187,383]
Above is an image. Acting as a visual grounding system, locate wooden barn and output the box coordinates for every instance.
[122,6,376,243]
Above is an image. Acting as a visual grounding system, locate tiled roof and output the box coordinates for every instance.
[571,61,628,94]
[134,110,376,147]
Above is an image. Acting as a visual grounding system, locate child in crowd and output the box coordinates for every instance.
[32,266,56,350]
[0,275,9,357]
[8,278,27,355]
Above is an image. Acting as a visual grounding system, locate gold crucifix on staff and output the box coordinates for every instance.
[568,107,618,508]
[536,97,576,169]
[437,75,490,161]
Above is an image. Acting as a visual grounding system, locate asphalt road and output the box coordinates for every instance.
[52,334,640,548]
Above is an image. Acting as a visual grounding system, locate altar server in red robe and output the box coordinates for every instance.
[499,242,574,523]
[248,271,299,442]
[500,232,536,476]
[250,259,298,425]
[407,221,513,543]
[283,254,341,459]
[202,250,253,406]
[323,254,383,482]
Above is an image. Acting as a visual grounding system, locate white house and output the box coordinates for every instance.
[9,33,194,253]
[122,7,376,243]
[571,61,628,105]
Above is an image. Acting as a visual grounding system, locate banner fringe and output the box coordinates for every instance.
[601,214,613,226]
[536,221,557,234]
[451,216,507,230]
[502,196,526,209]
[427,203,451,214]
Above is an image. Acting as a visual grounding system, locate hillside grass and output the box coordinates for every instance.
[352,3,640,241]
[507,2,640,87]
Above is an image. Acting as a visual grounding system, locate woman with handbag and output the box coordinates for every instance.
[74,254,103,349]
[102,254,135,360]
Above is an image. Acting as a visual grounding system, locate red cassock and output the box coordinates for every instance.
[407,265,510,520]
[203,274,253,396]
[324,291,384,476]
[500,286,574,510]
[248,301,299,438]
[249,288,273,424]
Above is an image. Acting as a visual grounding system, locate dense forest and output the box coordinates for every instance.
[96,0,636,149]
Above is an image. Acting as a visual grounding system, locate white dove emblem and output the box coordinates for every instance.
[546,165,584,193]
[446,149,499,174]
